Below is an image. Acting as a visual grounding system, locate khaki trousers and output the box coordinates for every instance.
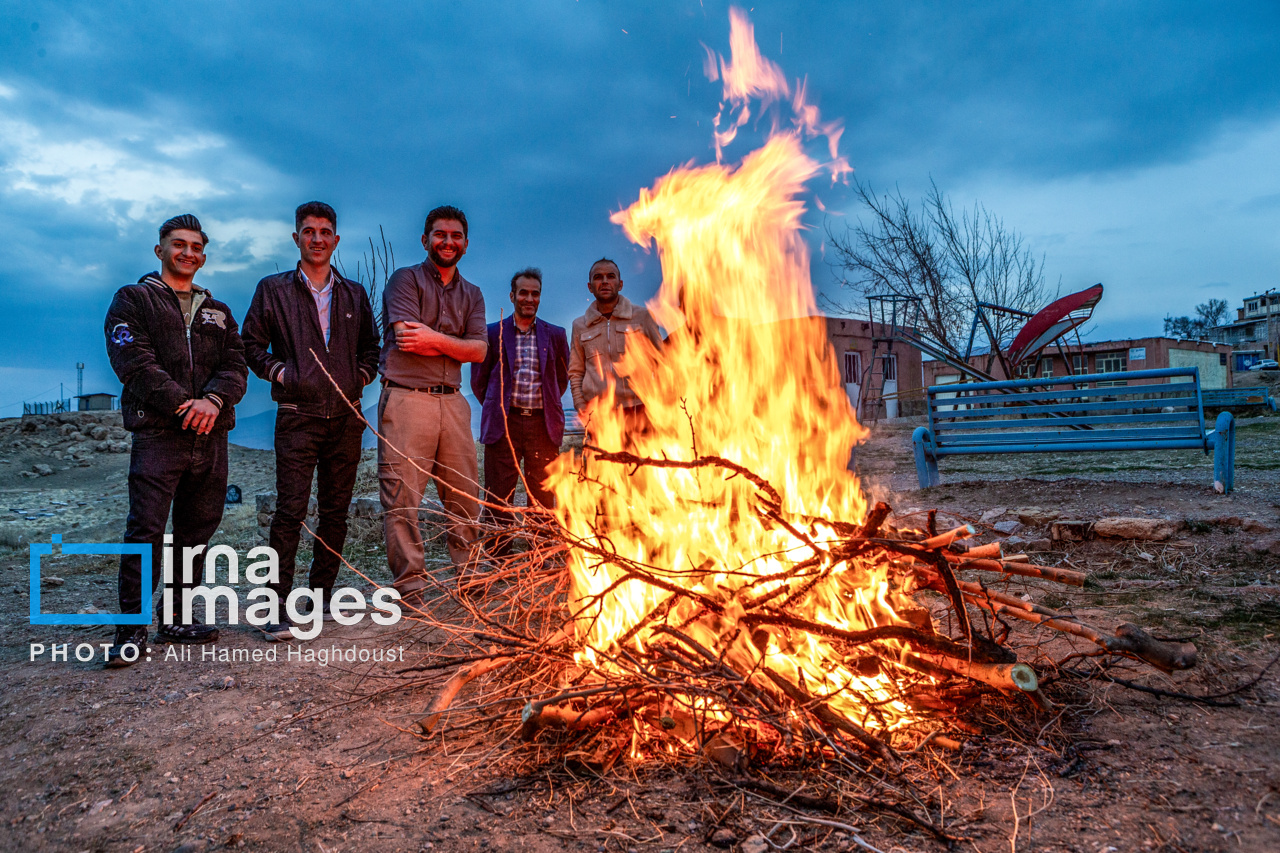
[377,387,480,592]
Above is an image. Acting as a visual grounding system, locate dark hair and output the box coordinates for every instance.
[295,201,337,232]
[159,214,209,246]
[589,257,620,277]
[510,267,543,293]
[424,205,468,238]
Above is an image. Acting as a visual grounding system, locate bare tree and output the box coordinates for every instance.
[1196,298,1228,330]
[335,226,395,337]
[1163,298,1228,341]
[826,180,1057,360]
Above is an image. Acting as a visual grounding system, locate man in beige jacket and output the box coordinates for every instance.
[567,258,663,437]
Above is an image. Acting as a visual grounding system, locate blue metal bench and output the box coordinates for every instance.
[1200,387,1277,412]
[913,367,1235,493]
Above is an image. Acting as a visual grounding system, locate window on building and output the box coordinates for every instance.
[1220,353,1227,366]
[1071,354,1088,375]
[1012,358,1053,380]
[842,351,862,385]
[1095,351,1128,386]
[881,355,897,381]
[1096,352,1126,373]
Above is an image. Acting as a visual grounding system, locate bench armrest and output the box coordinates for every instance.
[1206,411,1235,494]
[912,426,940,489]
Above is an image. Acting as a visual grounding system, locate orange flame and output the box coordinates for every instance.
[549,8,915,738]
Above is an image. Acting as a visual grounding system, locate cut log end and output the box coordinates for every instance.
[912,654,1038,693]
[1008,663,1039,693]
[519,704,616,741]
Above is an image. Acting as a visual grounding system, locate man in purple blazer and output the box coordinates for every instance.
[471,268,570,552]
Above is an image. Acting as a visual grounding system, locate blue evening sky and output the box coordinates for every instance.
[2,1,1278,417]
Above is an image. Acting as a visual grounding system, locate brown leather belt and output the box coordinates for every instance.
[383,379,458,394]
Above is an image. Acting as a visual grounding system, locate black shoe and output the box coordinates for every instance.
[105,625,149,668]
[255,620,296,642]
[155,623,219,644]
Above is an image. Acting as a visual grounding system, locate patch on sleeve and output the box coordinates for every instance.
[199,307,227,329]
[110,323,134,346]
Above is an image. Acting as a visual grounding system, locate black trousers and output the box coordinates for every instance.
[482,411,560,547]
[119,429,228,622]
[268,410,364,604]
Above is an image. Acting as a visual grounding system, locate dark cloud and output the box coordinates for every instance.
[2,1,1279,412]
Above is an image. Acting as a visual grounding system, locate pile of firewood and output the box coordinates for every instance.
[391,449,1196,777]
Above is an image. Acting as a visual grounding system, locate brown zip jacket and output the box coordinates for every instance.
[567,295,662,412]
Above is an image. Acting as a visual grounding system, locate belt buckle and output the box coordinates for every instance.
[517,407,534,417]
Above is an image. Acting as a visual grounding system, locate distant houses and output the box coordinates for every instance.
[1212,288,1279,370]
[75,393,117,411]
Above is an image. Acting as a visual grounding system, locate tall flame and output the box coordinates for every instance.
[548,8,914,737]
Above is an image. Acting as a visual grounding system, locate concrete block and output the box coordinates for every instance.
[1094,517,1181,541]
[1051,520,1094,542]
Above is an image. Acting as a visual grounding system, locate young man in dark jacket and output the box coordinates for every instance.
[241,202,380,640]
[471,268,569,554]
[103,214,248,666]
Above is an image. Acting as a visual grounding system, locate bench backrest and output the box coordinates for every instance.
[925,367,1208,453]
[1201,387,1273,406]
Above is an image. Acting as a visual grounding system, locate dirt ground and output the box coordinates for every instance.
[1,406,1278,853]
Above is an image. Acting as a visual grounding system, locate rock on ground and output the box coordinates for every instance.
[1094,517,1181,541]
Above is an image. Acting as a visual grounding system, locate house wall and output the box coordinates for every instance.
[1168,348,1229,388]
[1243,290,1280,319]
[824,317,925,418]
[76,394,117,412]
[1213,291,1279,358]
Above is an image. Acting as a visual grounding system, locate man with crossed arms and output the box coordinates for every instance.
[378,205,487,603]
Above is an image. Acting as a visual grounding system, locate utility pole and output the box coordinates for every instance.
[76,363,84,398]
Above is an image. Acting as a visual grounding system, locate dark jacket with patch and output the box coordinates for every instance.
[240,267,380,419]
[105,273,248,433]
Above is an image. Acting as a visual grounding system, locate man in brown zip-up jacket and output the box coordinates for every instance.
[567,258,662,435]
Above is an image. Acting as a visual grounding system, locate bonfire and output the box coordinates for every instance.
[364,8,1198,843]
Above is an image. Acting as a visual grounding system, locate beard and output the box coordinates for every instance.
[427,247,460,269]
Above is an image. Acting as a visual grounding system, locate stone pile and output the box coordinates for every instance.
[7,412,130,472]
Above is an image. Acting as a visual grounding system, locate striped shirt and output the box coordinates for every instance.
[512,324,541,409]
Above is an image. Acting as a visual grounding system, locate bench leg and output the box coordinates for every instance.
[912,426,940,489]
[1212,411,1235,494]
